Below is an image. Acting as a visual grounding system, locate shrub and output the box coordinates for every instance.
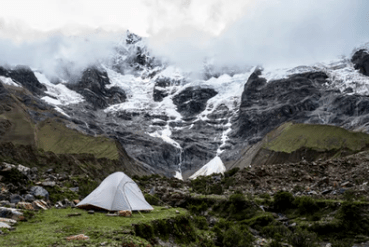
[144,193,160,206]
[188,201,208,215]
[229,193,246,210]
[224,167,240,178]
[288,228,318,247]
[269,240,284,247]
[134,223,154,240]
[194,216,209,230]
[244,214,275,231]
[342,189,356,201]
[295,196,319,215]
[261,224,290,239]
[153,219,169,240]
[210,184,223,195]
[273,191,294,212]
[331,239,354,247]
[222,225,254,247]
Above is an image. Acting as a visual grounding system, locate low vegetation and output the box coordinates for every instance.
[264,122,369,153]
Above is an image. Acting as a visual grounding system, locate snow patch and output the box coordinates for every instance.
[189,156,226,179]
[0,76,21,87]
[34,72,84,106]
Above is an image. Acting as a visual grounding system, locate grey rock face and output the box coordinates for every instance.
[153,77,172,102]
[68,67,126,109]
[352,49,369,76]
[172,87,218,118]
[0,66,46,95]
[235,70,328,142]
[233,69,369,145]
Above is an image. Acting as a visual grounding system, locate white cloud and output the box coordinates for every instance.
[148,0,369,71]
[0,0,368,77]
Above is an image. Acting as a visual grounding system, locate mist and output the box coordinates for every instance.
[148,0,369,72]
[0,0,368,79]
[0,27,123,80]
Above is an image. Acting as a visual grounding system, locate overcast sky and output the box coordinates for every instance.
[0,0,368,75]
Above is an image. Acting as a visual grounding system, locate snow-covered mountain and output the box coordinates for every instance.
[0,32,369,179]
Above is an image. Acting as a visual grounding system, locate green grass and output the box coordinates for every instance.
[37,120,119,160]
[0,206,187,247]
[0,105,35,146]
[264,122,369,153]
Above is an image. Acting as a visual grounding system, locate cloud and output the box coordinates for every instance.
[148,0,369,71]
[0,28,121,79]
[0,0,368,79]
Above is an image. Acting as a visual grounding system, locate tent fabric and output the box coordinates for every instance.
[77,172,153,211]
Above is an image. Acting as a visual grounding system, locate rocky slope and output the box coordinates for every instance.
[0,31,369,179]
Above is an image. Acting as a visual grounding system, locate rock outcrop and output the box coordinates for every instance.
[172,87,218,118]
[68,67,126,109]
[0,66,46,95]
[352,49,369,76]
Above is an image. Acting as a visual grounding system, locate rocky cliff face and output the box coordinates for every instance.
[0,33,369,179]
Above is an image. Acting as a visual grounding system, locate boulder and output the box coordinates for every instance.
[0,222,11,229]
[30,186,49,200]
[32,200,48,210]
[0,217,16,224]
[17,164,30,177]
[0,207,23,220]
[24,194,35,202]
[9,194,22,204]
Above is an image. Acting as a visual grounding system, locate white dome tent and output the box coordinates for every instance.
[77,172,153,211]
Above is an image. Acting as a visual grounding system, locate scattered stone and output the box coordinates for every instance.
[55,201,64,208]
[62,198,73,207]
[341,181,353,187]
[149,187,155,195]
[307,191,318,195]
[66,234,89,241]
[175,210,180,214]
[118,210,132,217]
[88,210,94,214]
[45,168,53,173]
[41,181,56,187]
[69,187,79,193]
[326,243,332,247]
[321,189,332,195]
[288,222,297,228]
[338,188,346,194]
[30,167,38,174]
